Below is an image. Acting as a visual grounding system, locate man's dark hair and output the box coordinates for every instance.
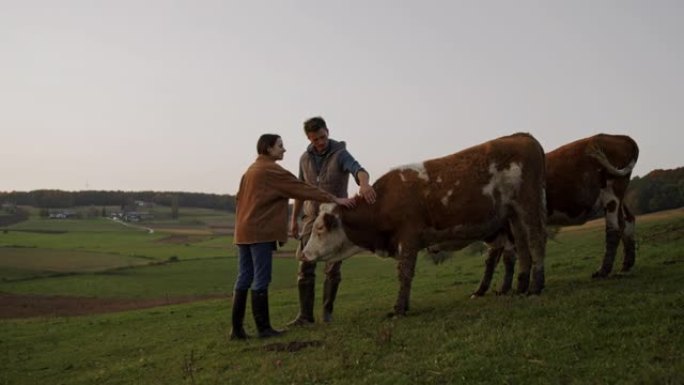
[256,134,281,155]
[304,117,328,134]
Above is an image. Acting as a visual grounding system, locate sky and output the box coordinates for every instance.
[1,0,682,195]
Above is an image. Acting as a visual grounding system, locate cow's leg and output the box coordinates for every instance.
[509,219,532,294]
[526,219,546,295]
[510,200,546,295]
[392,252,418,317]
[498,248,516,295]
[593,187,621,278]
[621,204,636,272]
[472,246,502,297]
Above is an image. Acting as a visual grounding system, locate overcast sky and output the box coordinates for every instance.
[1,0,682,195]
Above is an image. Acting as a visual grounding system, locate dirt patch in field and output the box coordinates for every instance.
[0,292,227,320]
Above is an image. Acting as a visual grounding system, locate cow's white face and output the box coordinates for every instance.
[302,204,363,262]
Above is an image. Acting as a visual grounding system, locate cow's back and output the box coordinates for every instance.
[546,134,638,222]
[372,133,545,236]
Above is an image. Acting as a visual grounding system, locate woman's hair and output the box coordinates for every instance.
[256,134,281,155]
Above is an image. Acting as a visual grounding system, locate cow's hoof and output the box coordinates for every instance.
[527,288,543,296]
[386,310,406,319]
[515,284,531,295]
[591,270,610,279]
[470,293,483,299]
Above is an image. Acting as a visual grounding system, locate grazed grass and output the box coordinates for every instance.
[0,209,682,384]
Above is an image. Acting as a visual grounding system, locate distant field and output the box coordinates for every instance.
[7,217,131,232]
[0,247,149,281]
[0,207,682,384]
[0,229,233,261]
[0,205,290,285]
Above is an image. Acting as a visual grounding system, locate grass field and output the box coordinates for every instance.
[1,207,683,384]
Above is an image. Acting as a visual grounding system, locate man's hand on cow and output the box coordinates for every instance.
[334,197,356,208]
[358,184,377,204]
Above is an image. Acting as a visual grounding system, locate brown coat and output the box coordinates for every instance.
[234,155,335,245]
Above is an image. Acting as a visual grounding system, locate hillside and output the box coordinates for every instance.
[626,166,684,214]
[1,208,683,384]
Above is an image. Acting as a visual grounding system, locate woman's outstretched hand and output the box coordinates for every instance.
[333,197,356,208]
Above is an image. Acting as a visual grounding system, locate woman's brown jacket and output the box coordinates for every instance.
[234,155,335,245]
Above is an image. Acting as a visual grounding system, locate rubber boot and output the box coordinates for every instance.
[229,290,249,340]
[322,279,340,323]
[288,280,315,326]
[251,289,284,338]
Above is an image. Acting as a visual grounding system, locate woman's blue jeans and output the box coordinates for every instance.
[234,242,275,291]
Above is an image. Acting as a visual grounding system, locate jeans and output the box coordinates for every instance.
[235,242,276,291]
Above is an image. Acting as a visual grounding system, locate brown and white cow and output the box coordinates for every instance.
[301,133,547,316]
[463,134,639,296]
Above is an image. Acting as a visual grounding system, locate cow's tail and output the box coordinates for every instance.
[586,142,637,177]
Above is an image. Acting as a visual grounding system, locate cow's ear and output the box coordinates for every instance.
[323,213,339,231]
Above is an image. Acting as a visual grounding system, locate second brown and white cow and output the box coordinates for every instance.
[458,134,639,296]
[301,133,547,316]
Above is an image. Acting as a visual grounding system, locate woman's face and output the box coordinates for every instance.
[267,138,286,161]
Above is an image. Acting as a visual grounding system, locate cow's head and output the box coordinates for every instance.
[302,203,364,262]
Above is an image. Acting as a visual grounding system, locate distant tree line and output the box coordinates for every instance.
[0,190,236,212]
[625,167,684,214]
[1,167,682,215]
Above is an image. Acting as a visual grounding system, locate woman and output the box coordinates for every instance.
[231,134,354,339]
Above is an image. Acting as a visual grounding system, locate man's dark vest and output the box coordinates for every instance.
[300,139,350,219]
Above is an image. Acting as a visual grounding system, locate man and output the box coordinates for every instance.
[288,116,377,325]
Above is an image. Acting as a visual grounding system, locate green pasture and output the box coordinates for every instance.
[1,217,235,268]
[7,218,128,232]
[0,230,232,263]
[0,248,148,281]
[1,209,683,384]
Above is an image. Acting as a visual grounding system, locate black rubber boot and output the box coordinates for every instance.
[230,290,249,340]
[288,275,316,326]
[251,289,284,338]
[322,279,340,323]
